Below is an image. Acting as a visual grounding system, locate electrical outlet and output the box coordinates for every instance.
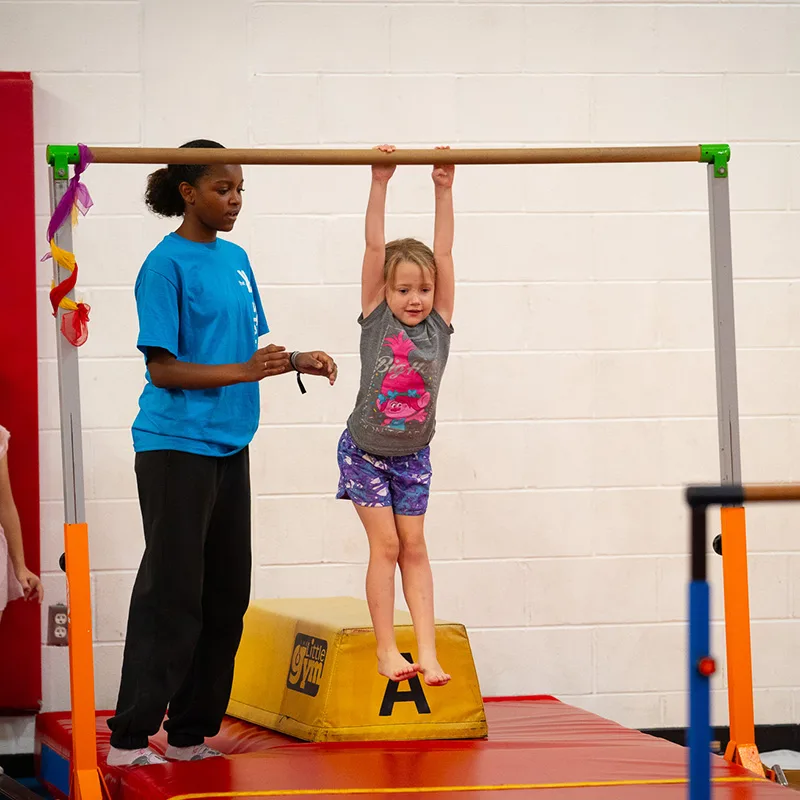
[47,603,68,646]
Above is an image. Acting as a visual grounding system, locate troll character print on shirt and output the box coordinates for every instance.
[376,331,431,431]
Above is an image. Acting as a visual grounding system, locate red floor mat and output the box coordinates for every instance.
[36,697,788,799]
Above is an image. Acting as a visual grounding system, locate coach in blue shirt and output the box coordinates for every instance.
[107,141,337,767]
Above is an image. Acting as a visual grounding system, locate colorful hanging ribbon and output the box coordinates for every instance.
[48,242,91,347]
[47,143,94,242]
[44,143,93,347]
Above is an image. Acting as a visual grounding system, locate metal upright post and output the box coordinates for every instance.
[48,149,86,526]
[47,146,106,800]
[705,145,740,486]
[702,144,762,777]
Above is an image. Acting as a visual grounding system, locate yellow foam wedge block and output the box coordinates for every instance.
[228,596,488,742]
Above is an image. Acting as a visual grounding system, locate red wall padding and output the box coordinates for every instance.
[0,72,42,711]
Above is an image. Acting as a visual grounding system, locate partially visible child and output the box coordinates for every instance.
[337,145,455,687]
[0,425,44,624]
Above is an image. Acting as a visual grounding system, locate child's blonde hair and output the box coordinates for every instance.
[384,238,436,287]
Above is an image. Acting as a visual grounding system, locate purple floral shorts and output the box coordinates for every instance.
[336,429,431,516]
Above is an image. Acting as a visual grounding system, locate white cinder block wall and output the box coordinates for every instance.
[2,0,799,738]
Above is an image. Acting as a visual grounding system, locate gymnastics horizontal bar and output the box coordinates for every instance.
[48,144,722,166]
[686,484,800,507]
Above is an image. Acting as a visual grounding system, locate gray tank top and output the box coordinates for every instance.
[346,301,453,457]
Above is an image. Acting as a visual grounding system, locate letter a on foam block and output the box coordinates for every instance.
[228,597,488,742]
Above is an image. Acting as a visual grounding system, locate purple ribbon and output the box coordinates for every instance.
[46,143,94,243]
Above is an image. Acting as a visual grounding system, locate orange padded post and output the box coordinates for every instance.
[64,523,108,799]
[719,507,764,778]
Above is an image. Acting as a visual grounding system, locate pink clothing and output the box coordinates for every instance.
[0,426,24,611]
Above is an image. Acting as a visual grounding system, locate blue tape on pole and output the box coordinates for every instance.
[689,579,711,800]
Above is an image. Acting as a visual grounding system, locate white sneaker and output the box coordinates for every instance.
[165,743,222,761]
[107,746,167,767]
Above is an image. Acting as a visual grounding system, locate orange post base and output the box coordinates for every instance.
[719,507,765,781]
[724,741,765,779]
[65,523,109,800]
[72,768,109,800]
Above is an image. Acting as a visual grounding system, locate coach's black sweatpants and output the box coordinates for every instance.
[108,448,252,749]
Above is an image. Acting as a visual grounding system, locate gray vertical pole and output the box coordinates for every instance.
[706,151,762,779]
[707,163,742,485]
[49,167,86,525]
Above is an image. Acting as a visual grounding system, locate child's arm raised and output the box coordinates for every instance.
[432,146,455,326]
[362,144,396,318]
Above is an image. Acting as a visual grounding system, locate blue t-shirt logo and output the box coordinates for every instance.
[236,268,261,347]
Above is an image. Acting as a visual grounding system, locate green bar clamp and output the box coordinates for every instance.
[46,145,81,181]
[699,144,731,179]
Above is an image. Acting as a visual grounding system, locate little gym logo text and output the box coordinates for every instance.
[286,633,327,697]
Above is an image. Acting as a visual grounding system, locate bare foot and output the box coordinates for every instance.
[419,658,451,686]
[377,650,419,682]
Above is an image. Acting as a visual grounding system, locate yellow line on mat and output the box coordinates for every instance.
[169,775,763,799]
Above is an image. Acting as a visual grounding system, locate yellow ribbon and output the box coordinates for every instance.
[49,239,81,311]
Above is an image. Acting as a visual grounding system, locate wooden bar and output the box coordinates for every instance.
[742,485,800,503]
[687,483,800,505]
[86,145,703,166]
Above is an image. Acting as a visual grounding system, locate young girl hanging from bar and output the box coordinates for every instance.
[337,145,455,687]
